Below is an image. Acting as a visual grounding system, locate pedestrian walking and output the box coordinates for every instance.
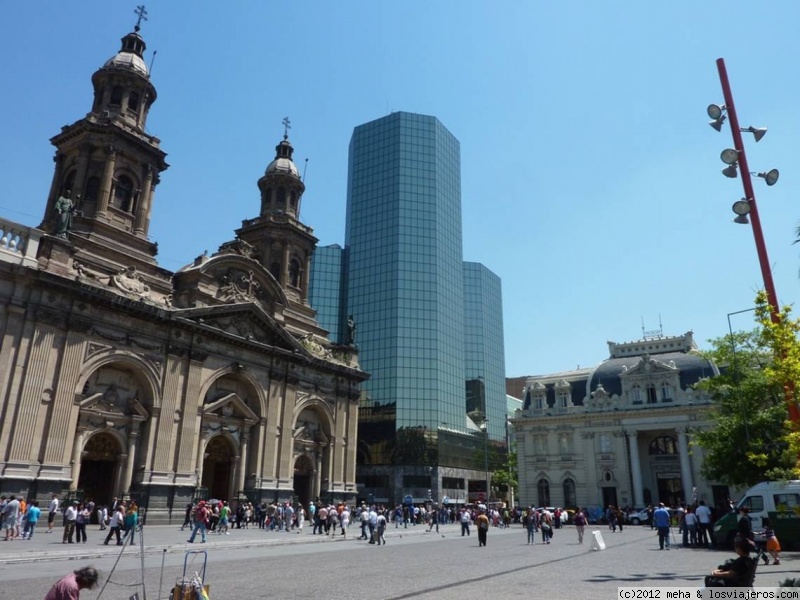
[62,501,78,544]
[653,503,671,550]
[186,500,208,543]
[103,504,125,546]
[476,508,490,547]
[574,507,587,544]
[46,494,59,534]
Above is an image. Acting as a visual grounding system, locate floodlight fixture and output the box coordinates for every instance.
[722,164,738,178]
[741,126,767,142]
[757,169,779,186]
[707,104,726,120]
[732,198,751,216]
[720,148,740,165]
[709,114,727,131]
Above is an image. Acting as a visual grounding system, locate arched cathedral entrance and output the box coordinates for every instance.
[293,455,314,509]
[202,436,235,501]
[77,432,122,506]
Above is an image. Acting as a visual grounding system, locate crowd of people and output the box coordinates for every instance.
[0,494,140,546]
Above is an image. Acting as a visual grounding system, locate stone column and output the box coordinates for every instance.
[231,455,241,498]
[627,430,644,507]
[237,431,250,492]
[677,429,694,504]
[96,146,117,218]
[280,243,290,287]
[195,436,207,488]
[114,454,127,497]
[70,427,88,490]
[133,164,154,235]
[122,430,140,493]
[301,255,311,302]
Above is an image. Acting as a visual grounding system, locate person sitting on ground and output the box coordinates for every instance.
[44,566,99,600]
[704,535,756,588]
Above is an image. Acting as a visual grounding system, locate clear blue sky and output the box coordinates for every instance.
[3,1,800,378]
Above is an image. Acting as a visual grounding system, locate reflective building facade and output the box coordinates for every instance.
[337,112,506,504]
[309,244,345,343]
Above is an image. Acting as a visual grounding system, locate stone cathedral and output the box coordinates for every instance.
[0,21,367,523]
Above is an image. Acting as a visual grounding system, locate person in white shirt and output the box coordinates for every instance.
[62,501,78,544]
[695,501,713,547]
[103,505,125,546]
[684,509,698,546]
[47,495,59,533]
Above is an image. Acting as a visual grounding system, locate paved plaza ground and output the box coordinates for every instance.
[0,522,794,599]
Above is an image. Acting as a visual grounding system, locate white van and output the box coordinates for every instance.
[713,481,800,546]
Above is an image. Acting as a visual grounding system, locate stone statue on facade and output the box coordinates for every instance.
[346,315,357,345]
[54,190,79,238]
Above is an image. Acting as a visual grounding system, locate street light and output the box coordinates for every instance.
[505,418,515,509]
[709,57,800,425]
[479,418,490,505]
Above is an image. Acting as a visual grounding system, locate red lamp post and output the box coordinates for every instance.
[712,58,800,425]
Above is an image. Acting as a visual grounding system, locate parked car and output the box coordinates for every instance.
[626,508,650,525]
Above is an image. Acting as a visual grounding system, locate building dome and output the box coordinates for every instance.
[100,30,149,77]
[264,138,300,178]
[103,51,149,76]
[265,156,300,177]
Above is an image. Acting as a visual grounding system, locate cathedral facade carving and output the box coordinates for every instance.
[0,22,367,523]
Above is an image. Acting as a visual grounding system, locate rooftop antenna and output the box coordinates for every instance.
[641,316,645,339]
[302,158,309,182]
[149,50,157,74]
[134,5,148,32]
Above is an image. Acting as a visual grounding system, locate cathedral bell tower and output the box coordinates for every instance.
[235,120,319,323]
[42,13,169,283]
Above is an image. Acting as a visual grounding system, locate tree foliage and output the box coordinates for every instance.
[693,293,800,487]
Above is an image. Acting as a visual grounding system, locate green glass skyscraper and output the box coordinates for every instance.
[339,112,505,504]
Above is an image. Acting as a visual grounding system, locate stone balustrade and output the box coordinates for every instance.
[0,217,42,268]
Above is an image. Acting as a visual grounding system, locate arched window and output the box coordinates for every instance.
[537,479,550,507]
[558,391,569,408]
[289,259,300,287]
[128,91,140,113]
[648,436,677,455]
[599,433,611,453]
[661,383,672,402]
[270,262,281,282]
[110,86,123,106]
[563,478,576,507]
[276,187,286,212]
[646,384,657,404]
[113,175,135,212]
[534,394,544,410]
[631,386,642,404]
[84,177,100,204]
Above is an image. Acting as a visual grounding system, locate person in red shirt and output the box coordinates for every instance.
[44,566,99,600]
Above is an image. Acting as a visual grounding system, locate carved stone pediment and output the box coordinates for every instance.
[179,304,301,352]
[203,392,258,425]
[620,354,676,378]
[79,386,149,422]
[173,254,287,316]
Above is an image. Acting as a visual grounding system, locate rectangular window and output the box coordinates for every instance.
[742,495,765,512]
[773,493,800,509]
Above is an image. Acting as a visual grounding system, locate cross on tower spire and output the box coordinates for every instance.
[134,5,148,31]
[282,116,291,140]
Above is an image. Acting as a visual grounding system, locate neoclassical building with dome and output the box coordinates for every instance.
[0,22,366,522]
[512,331,733,514]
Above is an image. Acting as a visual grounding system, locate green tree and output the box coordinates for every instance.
[693,293,800,486]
